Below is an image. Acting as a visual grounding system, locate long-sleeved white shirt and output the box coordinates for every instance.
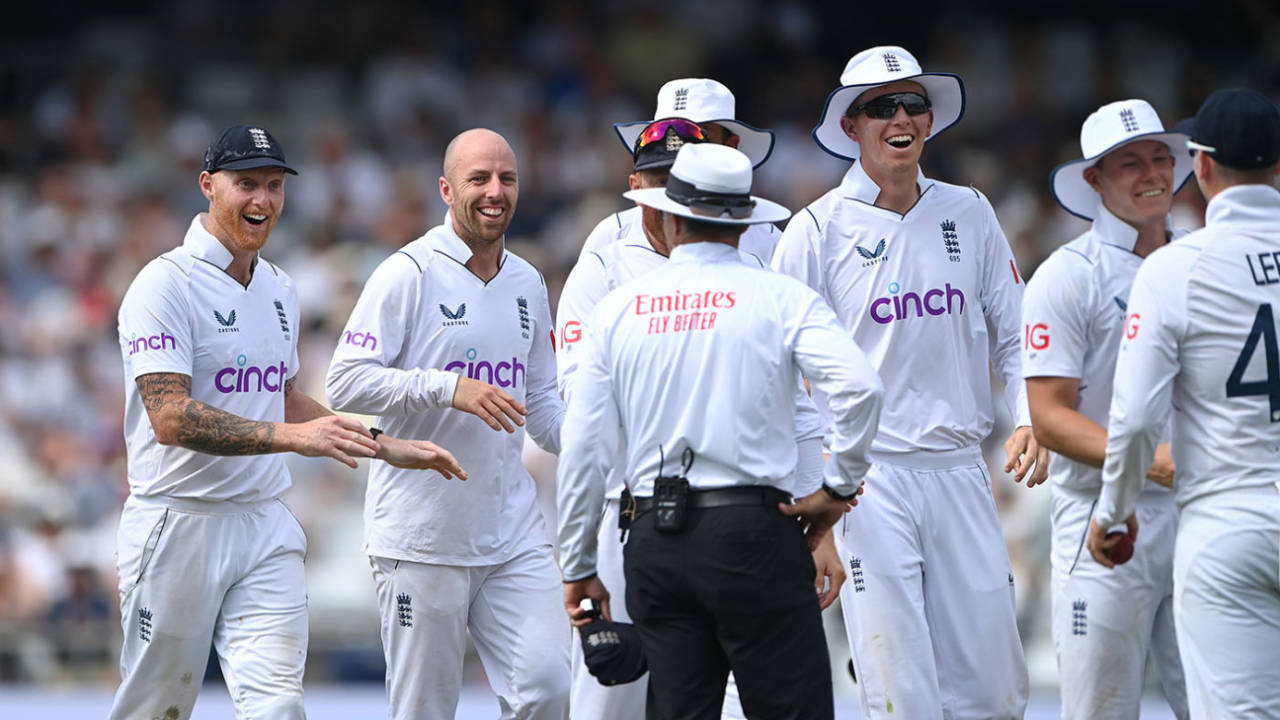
[557,241,883,581]
[1098,184,1280,527]
[772,161,1030,457]
[556,229,826,500]
[578,205,780,263]
[327,216,565,565]
[1022,204,1183,492]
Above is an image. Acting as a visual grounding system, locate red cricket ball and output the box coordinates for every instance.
[1106,531,1134,564]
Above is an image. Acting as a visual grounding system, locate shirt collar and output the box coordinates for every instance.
[668,241,742,265]
[1205,184,1280,227]
[425,211,508,264]
[839,160,933,205]
[183,214,238,270]
[1090,202,1145,253]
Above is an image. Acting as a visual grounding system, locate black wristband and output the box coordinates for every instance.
[822,483,858,501]
[370,427,383,441]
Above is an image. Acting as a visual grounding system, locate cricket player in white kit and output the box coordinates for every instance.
[1091,88,1280,719]
[112,125,462,720]
[1024,99,1191,719]
[559,143,884,720]
[326,129,569,720]
[556,116,837,720]
[772,46,1047,719]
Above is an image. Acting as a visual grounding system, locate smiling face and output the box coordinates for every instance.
[199,167,286,254]
[1085,139,1176,227]
[440,129,518,246]
[840,80,933,174]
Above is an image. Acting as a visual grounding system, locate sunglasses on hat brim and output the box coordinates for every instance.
[665,176,756,219]
[848,92,932,120]
[1185,139,1216,157]
[635,118,707,151]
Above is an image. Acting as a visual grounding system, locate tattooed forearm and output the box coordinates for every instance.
[137,372,278,456]
[137,373,192,413]
[175,399,276,455]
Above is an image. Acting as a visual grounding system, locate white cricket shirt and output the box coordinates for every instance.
[578,205,780,262]
[1098,184,1280,527]
[772,161,1030,457]
[557,241,883,580]
[326,215,565,565]
[556,228,825,500]
[1022,204,1183,492]
[118,215,301,502]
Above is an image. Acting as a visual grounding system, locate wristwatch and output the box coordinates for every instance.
[822,483,859,502]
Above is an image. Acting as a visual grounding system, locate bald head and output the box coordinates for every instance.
[443,128,516,182]
[440,128,519,247]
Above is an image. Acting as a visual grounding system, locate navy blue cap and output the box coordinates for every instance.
[203,125,298,175]
[578,610,647,686]
[1176,89,1280,170]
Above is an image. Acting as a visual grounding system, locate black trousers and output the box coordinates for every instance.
[623,503,835,720]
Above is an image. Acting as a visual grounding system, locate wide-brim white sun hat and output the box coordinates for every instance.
[1050,99,1194,221]
[813,45,965,161]
[614,78,776,168]
[623,143,791,226]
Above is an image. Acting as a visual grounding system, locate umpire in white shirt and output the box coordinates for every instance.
[558,143,884,720]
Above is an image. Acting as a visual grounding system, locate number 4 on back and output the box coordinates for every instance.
[1226,303,1280,422]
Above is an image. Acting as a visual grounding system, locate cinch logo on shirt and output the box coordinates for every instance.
[869,282,965,324]
[444,348,525,388]
[214,354,288,394]
[343,330,378,351]
[128,333,177,356]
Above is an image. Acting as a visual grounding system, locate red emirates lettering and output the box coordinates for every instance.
[647,311,718,335]
[634,290,736,315]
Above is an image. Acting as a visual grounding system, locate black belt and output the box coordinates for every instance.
[633,485,792,513]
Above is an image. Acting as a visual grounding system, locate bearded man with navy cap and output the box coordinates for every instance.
[1090,88,1280,719]
[558,143,884,720]
[110,125,463,720]
[772,45,1047,719]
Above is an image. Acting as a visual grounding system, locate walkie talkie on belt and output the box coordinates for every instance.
[654,447,694,533]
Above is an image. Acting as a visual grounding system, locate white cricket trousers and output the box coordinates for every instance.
[1174,483,1280,719]
[835,449,1028,720]
[569,499,747,720]
[109,494,309,720]
[1050,485,1187,720]
[371,544,571,720]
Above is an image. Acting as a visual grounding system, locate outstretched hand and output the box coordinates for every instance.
[452,376,527,432]
[376,435,467,480]
[286,415,378,468]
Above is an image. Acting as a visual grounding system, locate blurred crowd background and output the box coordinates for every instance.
[0,0,1276,697]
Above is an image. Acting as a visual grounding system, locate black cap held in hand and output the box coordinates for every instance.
[203,125,298,175]
[1177,89,1280,170]
[578,611,648,686]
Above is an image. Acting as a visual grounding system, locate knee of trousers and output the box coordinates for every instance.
[513,658,571,713]
[238,692,306,720]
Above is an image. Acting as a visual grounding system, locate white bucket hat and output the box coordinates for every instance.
[1050,99,1193,221]
[623,144,791,226]
[812,46,965,161]
[614,78,776,168]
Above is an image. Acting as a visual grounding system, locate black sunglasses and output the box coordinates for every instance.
[849,92,932,120]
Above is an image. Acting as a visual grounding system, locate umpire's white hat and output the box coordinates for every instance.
[624,144,790,226]
[614,78,776,168]
[813,46,965,161]
[1051,99,1193,221]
